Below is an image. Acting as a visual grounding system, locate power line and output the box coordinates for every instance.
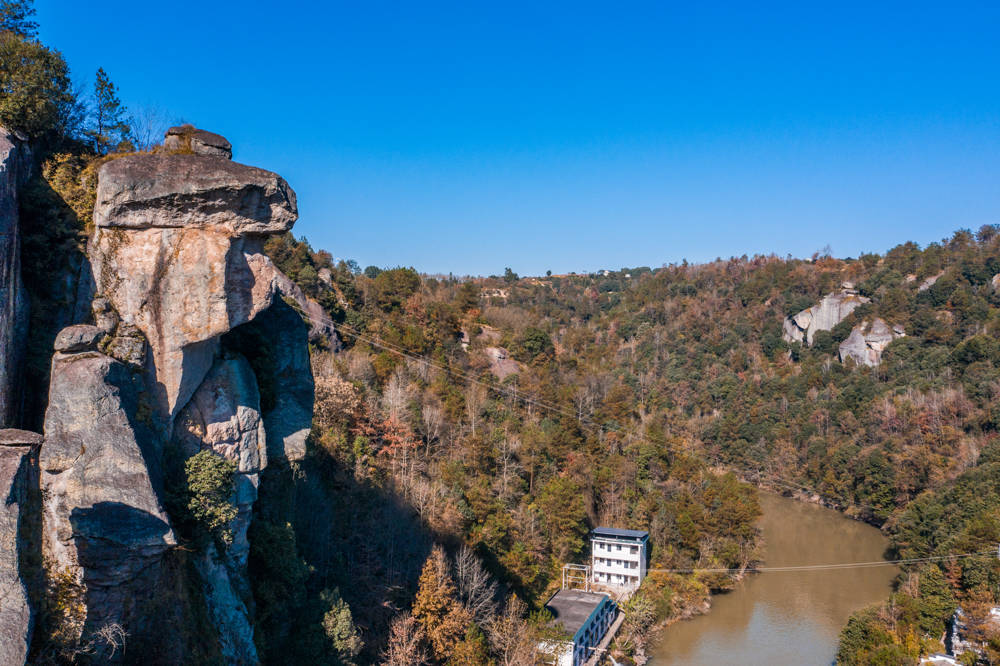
[286,301,999,571]
[286,300,875,514]
[645,549,996,574]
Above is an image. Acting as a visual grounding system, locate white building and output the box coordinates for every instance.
[541,589,617,666]
[590,527,648,589]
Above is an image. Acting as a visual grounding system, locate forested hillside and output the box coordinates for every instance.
[266,226,1000,664]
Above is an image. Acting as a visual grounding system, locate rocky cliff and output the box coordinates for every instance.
[0,429,41,666]
[0,128,32,427]
[27,127,321,662]
[838,318,905,367]
[782,283,870,346]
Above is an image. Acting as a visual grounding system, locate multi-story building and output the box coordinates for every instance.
[541,589,617,666]
[590,527,649,589]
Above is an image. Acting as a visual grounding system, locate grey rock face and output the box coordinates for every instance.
[782,289,870,346]
[164,124,233,159]
[41,350,176,646]
[195,542,258,665]
[839,319,905,367]
[91,296,119,334]
[93,153,296,233]
[0,127,32,427]
[0,429,39,666]
[224,298,315,462]
[255,255,338,344]
[53,324,105,353]
[173,354,267,474]
[102,322,147,367]
[173,353,266,566]
[918,271,944,292]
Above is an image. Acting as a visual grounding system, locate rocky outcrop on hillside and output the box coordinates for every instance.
[33,127,319,661]
[0,429,41,666]
[0,128,32,427]
[839,319,905,367]
[484,346,521,380]
[782,284,870,346]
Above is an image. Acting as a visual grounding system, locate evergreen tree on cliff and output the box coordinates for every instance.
[86,67,131,154]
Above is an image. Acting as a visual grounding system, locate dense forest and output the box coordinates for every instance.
[6,1,1000,663]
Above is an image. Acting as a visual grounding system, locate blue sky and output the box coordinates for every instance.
[38,1,1000,276]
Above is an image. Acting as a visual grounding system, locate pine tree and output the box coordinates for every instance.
[321,588,363,664]
[0,0,37,37]
[446,625,492,666]
[87,67,131,154]
[412,546,473,661]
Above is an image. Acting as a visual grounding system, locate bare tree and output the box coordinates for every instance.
[94,623,128,659]
[381,612,428,666]
[486,595,539,666]
[421,400,446,456]
[452,546,499,625]
[383,368,413,423]
[464,382,487,436]
[128,105,168,152]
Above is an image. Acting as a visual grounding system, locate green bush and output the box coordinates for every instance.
[184,450,238,546]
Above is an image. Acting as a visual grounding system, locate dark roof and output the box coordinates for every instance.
[591,526,649,540]
[544,589,611,637]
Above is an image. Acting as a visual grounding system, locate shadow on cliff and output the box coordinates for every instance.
[252,444,434,663]
[49,502,218,665]
[18,167,95,430]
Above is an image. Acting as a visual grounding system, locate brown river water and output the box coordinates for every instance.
[649,492,898,666]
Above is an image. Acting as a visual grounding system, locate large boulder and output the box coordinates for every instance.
[163,124,233,159]
[0,429,41,666]
[40,347,176,650]
[782,286,870,346]
[93,153,295,233]
[0,128,32,427]
[839,319,905,367]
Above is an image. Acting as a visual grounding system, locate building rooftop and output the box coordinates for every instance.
[544,589,610,637]
[592,526,649,540]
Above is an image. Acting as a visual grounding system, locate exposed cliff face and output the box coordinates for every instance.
[90,150,298,420]
[32,127,320,661]
[839,318,905,367]
[782,284,870,346]
[0,429,41,666]
[40,348,176,654]
[173,353,265,566]
[0,128,32,427]
[223,299,315,463]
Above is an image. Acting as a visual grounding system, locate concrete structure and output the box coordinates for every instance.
[542,589,617,666]
[590,526,648,589]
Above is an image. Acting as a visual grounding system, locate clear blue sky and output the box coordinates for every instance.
[38,1,1000,276]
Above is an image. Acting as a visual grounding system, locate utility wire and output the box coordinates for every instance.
[644,549,997,574]
[287,301,1000,571]
[287,301,876,514]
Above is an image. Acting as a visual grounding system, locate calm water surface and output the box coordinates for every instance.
[649,492,897,666]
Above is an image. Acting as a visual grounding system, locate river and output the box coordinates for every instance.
[648,492,897,666]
